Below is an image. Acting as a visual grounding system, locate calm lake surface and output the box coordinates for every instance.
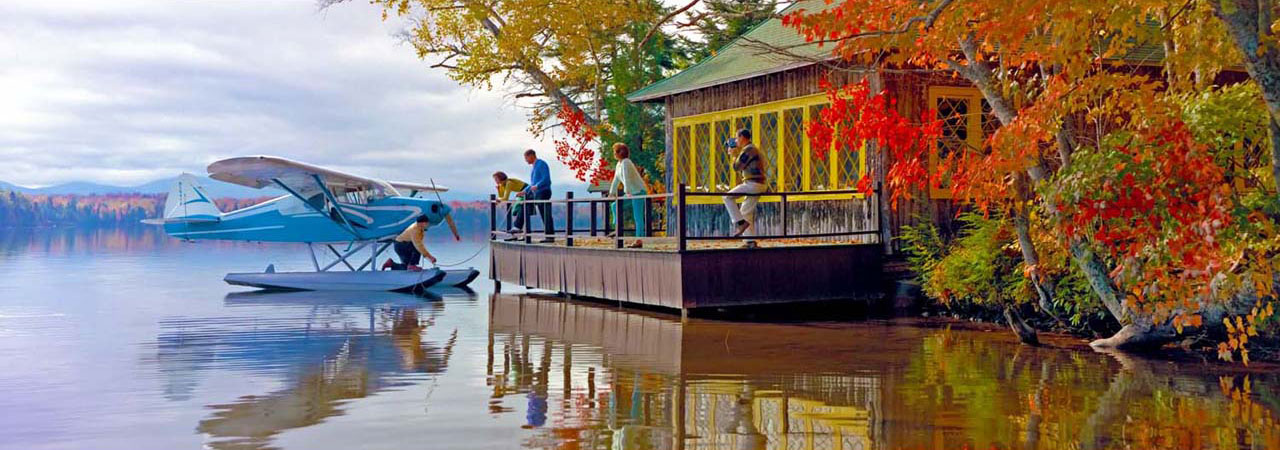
[0,228,1277,449]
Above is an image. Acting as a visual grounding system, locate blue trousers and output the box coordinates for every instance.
[611,197,647,237]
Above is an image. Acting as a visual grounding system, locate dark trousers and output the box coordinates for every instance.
[530,188,553,235]
[390,240,420,270]
[508,204,527,231]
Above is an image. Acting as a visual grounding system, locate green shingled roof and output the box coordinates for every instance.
[627,2,1171,102]
[626,0,831,102]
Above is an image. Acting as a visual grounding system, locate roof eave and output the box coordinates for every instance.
[626,59,822,103]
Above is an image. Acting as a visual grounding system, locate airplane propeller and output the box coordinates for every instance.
[430,178,461,241]
[444,213,460,241]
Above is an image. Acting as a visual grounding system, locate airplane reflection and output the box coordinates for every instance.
[148,289,476,448]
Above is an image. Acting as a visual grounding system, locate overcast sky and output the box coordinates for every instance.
[0,0,603,195]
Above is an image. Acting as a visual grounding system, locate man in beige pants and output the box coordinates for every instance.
[723,128,768,241]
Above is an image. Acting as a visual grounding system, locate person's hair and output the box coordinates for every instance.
[737,128,752,140]
[612,142,630,159]
[524,149,537,157]
[493,171,508,181]
[416,215,430,223]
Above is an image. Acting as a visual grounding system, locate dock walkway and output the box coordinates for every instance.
[488,185,887,313]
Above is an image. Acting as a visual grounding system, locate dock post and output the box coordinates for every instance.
[589,199,598,236]
[644,196,652,238]
[614,196,624,249]
[489,194,497,239]
[780,192,789,237]
[565,192,574,247]
[523,200,532,244]
[676,184,687,252]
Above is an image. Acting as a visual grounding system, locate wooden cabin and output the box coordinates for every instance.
[625,0,1189,252]
[489,0,1198,313]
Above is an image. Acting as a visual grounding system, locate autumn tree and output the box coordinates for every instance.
[783,0,1275,352]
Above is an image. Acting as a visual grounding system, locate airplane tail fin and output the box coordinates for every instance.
[146,173,221,224]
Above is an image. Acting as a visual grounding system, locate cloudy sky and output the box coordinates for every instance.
[0,0,595,195]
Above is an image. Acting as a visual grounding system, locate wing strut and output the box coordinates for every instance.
[269,177,363,240]
[312,174,365,240]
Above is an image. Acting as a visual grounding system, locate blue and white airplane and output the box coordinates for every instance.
[145,156,472,292]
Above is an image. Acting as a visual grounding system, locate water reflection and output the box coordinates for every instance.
[487,294,1280,449]
[148,290,474,449]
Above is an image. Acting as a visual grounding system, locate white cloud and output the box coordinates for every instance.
[0,0,586,195]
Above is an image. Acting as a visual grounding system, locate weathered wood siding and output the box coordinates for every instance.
[491,241,884,310]
[683,196,879,245]
[669,65,865,118]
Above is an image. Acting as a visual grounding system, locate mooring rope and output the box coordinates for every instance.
[433,244,486,268]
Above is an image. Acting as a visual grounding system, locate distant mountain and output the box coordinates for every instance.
[0,176,276,199]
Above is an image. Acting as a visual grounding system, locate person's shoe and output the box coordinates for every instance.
[503,235,521,242]
[741,240,759,249]
[732,220,751,237]
[538,237,555,244]
[381,258,394,271]
[626,240,644,249]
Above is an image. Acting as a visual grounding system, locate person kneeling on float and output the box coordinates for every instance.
[383,215,436,271]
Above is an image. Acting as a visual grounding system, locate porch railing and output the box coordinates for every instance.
[488,184,882,252]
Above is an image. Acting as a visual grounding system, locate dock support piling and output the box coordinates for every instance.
[614,196,624,249]
[565,191,574,247]
[676,184,687,252]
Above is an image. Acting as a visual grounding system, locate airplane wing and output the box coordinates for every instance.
[387,180,449,196]
[207,156,399,198]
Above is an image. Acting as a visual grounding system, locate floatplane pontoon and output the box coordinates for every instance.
[143,156,479,292]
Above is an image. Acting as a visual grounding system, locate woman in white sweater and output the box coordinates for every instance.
[607,143,648,247]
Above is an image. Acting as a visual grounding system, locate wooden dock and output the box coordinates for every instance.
[488,186,887,313]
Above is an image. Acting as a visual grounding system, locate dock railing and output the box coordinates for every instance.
[489,183,881,252]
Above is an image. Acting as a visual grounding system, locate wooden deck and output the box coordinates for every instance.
[489,239,884,311]
[488,186,888,312]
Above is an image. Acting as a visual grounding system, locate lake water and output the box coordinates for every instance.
[0,228,1277,449]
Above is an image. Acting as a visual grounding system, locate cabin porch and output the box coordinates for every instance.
[487,187,887,313]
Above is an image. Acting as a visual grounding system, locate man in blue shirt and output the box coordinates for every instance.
[520,149,555,243]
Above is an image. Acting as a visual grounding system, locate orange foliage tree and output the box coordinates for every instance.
[783,0,1276,357]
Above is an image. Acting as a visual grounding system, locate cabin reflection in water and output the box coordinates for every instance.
[487,293,884,450]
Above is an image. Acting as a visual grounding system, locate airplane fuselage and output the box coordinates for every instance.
[163,195,448,243]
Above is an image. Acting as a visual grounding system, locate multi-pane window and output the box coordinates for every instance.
[759,112,779,186]
[713,119,732,191]
[670,93,878,197]
[674,126,691,188]
[839,141,862,188]
[694,123,710,191]
[782,107,805,192]
[929,86,990,198]
[808,103,830,190]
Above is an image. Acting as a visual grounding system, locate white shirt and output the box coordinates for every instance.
[608,158,647,196]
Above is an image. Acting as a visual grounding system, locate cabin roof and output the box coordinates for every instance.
[627,2,1171,103]
[626,0,831,103]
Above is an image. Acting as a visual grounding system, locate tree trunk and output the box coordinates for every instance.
[1004,305,1040,346]
[477,17,601,127]
[1212,0,1280,199]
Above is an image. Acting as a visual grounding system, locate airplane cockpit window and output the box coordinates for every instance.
[337,182,399,205]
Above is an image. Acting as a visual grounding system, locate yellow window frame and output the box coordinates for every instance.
[927,86,984,199]
[671,93,870,204]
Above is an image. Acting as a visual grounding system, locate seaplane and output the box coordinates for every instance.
[143,156,480,292]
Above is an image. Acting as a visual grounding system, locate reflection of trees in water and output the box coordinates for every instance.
[148,297,460,449]
[898,326,1280,449]
[488,294,1280,450]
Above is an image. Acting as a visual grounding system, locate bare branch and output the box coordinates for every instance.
[638,0,701,49]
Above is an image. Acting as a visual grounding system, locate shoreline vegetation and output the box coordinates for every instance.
[0,190,494,237]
